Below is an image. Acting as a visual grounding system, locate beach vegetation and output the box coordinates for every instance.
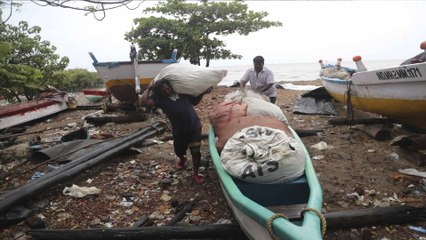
[125,0,282,67]
[0,20,70,102]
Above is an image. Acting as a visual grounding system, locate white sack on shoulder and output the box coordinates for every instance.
[220,126,305,184]
[154,64,227,96]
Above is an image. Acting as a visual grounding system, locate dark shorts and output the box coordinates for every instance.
[173,128,202,157]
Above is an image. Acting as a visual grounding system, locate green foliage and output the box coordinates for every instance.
[125,0,282,67]
[56,68,101,92]
[0,21,69,101]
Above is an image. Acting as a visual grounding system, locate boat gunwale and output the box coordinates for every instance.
[208,126,323,239]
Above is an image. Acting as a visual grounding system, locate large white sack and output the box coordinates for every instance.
[154,64,227,96]
[221,126,305,184]
[243,97,288,124]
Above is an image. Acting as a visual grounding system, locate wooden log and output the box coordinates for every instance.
[27,206,426,239]
[85,114,146,125]
[167,197,199,226]
[390,134,426,150]
[394,147,426,167]
[29,224,247,240]
[328,117,395,126]
[324,205,426,229]
[294,129,323,137]
[356,124,391,141]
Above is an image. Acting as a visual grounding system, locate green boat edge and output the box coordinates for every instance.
[208,126,324,240]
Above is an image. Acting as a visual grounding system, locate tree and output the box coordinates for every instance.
[0,21,69,101]
[125,0,282,67]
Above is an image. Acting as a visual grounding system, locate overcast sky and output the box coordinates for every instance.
[7,1,426,71]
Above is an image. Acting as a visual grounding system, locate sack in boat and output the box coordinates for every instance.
[243,96,288,124]
[221,126,305,184]
[154,64,227,96]
[208,100,247,131]
[320,67,351,80]
[213,115,292,152]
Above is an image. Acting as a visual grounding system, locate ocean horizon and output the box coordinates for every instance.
[212,59,404,86]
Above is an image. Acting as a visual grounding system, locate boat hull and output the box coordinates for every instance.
[0,95,69,130]
[93,61,173,102]
[82,88,110,103]
[208,127,324,240]
[320,62,426,129]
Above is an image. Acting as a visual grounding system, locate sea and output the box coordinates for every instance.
[212,59,404,90]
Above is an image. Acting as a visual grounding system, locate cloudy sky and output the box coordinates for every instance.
[7,1,426,71]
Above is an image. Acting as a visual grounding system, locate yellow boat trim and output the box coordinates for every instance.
[105,78,154,89]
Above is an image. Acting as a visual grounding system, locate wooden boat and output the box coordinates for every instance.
[319,42,426,130]
[89,46,178,103]
[208,127,325,240]
[82,88,110,102]
[0,90,70,131]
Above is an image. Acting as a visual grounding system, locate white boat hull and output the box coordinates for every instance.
[320,62,426,129]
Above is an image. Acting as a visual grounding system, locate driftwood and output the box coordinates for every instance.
[0,122,167,216]
[356,124,391,141]
[29,224,247,240]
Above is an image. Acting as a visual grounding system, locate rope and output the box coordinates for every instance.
[301,207,327,237]
[344,80,354,123]
[267,213,288,240]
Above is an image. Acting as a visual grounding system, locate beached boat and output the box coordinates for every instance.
[89,46,178,103]
[319,42,426,130]
[208,127,325,240]
[82,88,110,102]
[0,90,71,131]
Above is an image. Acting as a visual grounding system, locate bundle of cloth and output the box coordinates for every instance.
[208,91,305,184]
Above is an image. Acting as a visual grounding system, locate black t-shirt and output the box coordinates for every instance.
[151,93,201,136]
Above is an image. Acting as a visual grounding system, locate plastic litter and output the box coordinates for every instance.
[63,184,101,198]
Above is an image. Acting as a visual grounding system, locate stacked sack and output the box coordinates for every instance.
[209,90,305,184]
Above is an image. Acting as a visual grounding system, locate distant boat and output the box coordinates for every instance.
[82,88,110,103]
[0,89,71,131]
[89,45,178,103]
[319,41,426,130]
[208,127,325,240]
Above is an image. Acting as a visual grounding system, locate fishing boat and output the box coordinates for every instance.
[208,127,325,240]
[319,41,426,130]
[0,90,71,131]
[89,45,178,103]
[82,88,110,103]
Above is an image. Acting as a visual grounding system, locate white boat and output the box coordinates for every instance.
[319,41,426,130]
[89,46,178,103]
[0,90,71,131]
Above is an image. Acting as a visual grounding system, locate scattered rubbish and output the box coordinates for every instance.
[312,155,324,160]
[62,184,101,198]
[31,171,45,180]
[390,152,399,160]
[311,141,334,150]
[399,168,426,178]
[408,225,426,234]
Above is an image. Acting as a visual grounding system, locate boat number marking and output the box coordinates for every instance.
[376,67,423,80]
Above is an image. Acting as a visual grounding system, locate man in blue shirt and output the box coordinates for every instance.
[139,79,210,184]
[240,56,277,104]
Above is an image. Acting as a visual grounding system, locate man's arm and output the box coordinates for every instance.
[188,87,213,105]
[138,85,156,107]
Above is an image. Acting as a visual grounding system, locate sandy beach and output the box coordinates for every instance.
[1,80,425,239]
